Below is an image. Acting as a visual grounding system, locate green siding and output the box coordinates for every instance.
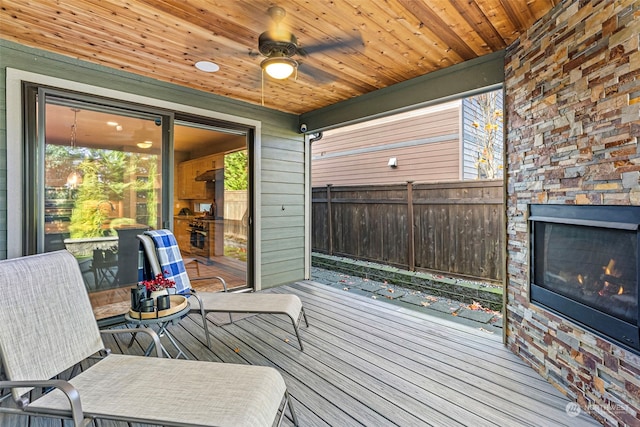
[0,39,306,287]
[259,131,305,288]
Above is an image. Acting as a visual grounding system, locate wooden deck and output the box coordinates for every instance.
[9,281,600,426]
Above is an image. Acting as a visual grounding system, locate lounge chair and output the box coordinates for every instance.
[0,250,298,427]
[137,229,309,350]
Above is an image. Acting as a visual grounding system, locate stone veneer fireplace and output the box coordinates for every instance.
[505,0,640,425]
[529,205,640,352]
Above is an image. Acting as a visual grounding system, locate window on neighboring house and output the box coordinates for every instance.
[461,89,504,180]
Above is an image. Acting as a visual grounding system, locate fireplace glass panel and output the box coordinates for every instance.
[534,223,638,324]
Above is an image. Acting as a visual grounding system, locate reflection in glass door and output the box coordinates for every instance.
[40,95,165,301]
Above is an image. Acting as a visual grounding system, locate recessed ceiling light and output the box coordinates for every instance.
[195,61,220,72]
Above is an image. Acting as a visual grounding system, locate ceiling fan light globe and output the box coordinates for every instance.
[261,57,297,79]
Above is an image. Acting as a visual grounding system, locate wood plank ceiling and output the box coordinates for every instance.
[0,0,558,114]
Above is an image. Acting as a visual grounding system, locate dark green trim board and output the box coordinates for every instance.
[299,50,505,132]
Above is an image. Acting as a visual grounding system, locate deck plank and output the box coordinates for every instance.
[257,291,570,424]
[277,283,558,392]
[3,281,600,427]
[253,313,567,425]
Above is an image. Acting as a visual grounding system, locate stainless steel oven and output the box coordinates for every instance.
[187,219,209,257]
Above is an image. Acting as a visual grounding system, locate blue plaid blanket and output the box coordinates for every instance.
[139,229,192,295]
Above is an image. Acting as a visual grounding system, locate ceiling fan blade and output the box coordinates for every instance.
[297,62,336,84]
[297,32,363,56]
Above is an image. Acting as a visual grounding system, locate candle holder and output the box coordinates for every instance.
[139,298,155,313]
[157,294,171,311]
[130,285,146,311]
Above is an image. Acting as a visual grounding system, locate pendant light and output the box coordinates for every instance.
[134,121,155,149]
[66,108,82,189]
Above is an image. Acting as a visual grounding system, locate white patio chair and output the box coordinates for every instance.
[0,250,297,427]
[137,229,309,350]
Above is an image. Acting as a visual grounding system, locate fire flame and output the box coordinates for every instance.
[604,259,616,276]
[599,258,624,296]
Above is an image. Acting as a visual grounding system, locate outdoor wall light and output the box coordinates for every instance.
[388,157,398,168]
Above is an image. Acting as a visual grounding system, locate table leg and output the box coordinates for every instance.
[142,321,189,359]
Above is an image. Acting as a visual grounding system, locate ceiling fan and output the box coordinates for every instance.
[256,6,361,81]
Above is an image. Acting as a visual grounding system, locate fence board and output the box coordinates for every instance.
[312,180,504,282]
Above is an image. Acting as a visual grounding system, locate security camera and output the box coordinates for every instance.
[300,123,308,133]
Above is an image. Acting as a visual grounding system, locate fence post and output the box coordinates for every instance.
[407,181,415,271]
[326,184,333,255]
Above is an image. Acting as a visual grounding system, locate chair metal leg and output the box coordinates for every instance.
[189,292,212,349]
[276,390,298,427]
[200,306,212,350]
[286,307,308,351]
[287,390,299,427]
[290,315,304,351]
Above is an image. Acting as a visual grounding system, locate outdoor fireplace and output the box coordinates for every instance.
[529,205,640,352]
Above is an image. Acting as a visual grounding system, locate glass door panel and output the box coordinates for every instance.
[43,98,164,293]
[173,121,249,290]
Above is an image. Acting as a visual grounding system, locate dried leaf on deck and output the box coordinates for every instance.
[469,301,484,310]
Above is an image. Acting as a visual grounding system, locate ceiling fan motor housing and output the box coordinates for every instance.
[259,31,298,58]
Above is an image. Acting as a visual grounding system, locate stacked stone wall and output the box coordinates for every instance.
[505,1,640,425]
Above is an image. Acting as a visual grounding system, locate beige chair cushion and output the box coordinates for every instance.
[29,354,287,427]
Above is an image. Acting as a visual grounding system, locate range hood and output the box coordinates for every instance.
[194,169,220,182]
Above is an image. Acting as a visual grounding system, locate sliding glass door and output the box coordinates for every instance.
[173,118,250,290]
[26,86,171,296]
[22,85,255,319]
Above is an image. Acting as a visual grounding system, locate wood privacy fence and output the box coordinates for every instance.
[312,180,504,282]
[224,190,248,240]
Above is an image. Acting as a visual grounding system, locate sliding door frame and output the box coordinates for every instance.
[6,68,262,289]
